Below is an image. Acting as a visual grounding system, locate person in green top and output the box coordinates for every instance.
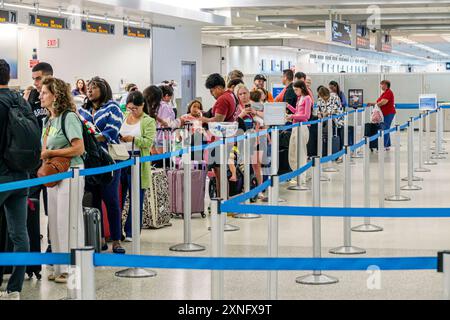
[119,90,156,241]
[40,76,85,284]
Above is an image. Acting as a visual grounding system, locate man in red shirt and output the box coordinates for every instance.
[202,73,239,196]
[368,80,396,149]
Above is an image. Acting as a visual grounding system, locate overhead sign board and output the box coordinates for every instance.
[123,26,150,38]
[0,9,17,24]
[82,20,115,35]
[29,14,69,29]
[326,20,352,46]
[419,94,437,110]
[376,32,392,53]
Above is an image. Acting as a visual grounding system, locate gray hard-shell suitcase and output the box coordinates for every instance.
[83,207,102,253]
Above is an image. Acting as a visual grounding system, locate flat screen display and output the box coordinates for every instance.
[348,89,364,108]
[419,94,437,110]
[331,21,352,45]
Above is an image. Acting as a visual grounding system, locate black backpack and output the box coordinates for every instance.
[3,92,42,172]
[61,111,114,186]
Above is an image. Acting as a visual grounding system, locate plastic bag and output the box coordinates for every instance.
[371,106,384,124]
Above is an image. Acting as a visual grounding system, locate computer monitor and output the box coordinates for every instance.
[348,89,364,108]
[419,94,437,110]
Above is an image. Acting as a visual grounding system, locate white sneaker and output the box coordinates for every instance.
[124,237,132,242]
[0,291,20,300]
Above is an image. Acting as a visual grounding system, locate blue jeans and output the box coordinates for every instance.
[383,113,396,148]
[86,169,122,241]
[121,168,144,238]
[0,184,29,293]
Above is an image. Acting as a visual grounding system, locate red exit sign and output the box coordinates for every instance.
[47,39,59,48]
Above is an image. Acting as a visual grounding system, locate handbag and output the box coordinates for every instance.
[38,119,72,188]
[108,143,130,161]
[37,157,71,187]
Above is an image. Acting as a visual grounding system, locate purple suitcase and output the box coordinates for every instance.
[168,161,207,218]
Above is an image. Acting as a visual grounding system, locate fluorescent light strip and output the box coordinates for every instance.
[394,36,449,58]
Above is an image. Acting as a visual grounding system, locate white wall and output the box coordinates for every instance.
[152,26,203,100]
[8,24,151,92]
[202,46,226,75]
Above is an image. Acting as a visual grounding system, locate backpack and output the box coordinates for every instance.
[3,92,42,172]
[61,111,114,186]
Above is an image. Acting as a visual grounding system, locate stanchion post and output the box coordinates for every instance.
[352,137,383,232]
[211,199,224,300]
[220,136,239,231]
[267,175,279,299]
[234,131,261,218]
[432,108,446,159]
[323,118,338,173]
[271,127,287,201]
[67,167,82,300]
[386,126,411,202]
[401,120,422,190]
[425,111,438,165]
[352,110,363,159]
[317,119,330,181]
[329,146,366,254]
[71,247,96,300]
[415,113,431,172]
[296,157,338,285]
[116,157,157,278]
[378,130,385,209]
[170,127,206,250]
[288,124,310,191]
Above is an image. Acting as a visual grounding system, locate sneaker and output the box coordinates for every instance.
[0,291,20,300]
[48,273,56,281]
[124,237,132,242]
[384,147,391,151]
[54,273,68,284]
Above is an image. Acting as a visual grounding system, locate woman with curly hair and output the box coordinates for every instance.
[40,76,85,283]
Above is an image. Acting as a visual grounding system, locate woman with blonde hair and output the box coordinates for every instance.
[40,76,85,283]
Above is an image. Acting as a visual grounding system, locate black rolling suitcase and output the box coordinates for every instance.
[83,207,102,253]
[364,123,381,150]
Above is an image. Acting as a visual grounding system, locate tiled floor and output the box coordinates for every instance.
[3,130,450,300]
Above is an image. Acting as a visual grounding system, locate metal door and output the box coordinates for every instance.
[181,61,196,115]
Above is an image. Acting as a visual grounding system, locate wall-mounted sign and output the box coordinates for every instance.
[326,20,352,46]
[356,25,370,49]
[47,39,59,48]
[81,20,115,35]
[123,26,150,38]
[0,9,17,24]
[376,32,392,53]
[348,89,364,108]
[29,14,69,29]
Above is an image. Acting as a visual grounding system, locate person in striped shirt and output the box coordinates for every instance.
[78,77,126,254]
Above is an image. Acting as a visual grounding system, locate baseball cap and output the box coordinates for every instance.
[254,74,267,82]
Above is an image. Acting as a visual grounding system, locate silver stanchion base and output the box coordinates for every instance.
[233,213,261,219]
[414,167,431,172]
[439,150,448,155]
[400,185,422,191]
[224,223,240,232]
[351,153,363,159]
[278,198,287,203]
[320,175,330,182]
[296,273,339,285]
[431,154,446,159]
[287,185,310,191]
[115,268,157,278]
[351,224,383,232]
[424,160,438,165]
[385,195,411,201]
[323,167,339,173]
[401,176,423,182]
[169,243,206,252]
[329,246,366,255]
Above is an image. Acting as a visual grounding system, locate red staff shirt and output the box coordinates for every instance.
[377,88,396,116]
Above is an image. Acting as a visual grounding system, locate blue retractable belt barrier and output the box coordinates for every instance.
[350,139,366,152]
[0,253,70,266]
[400,123,409,130]
[0,171,73,193]
[369,132,380,142]
[93,254,437,271]
[413,116,421,122]
[279,161,313,183]
[220,203,450,218]
[384,127,397,135]
[302,119,322,126]
[80,158,135,176]
[224,179,272,206]
[320,149,346,164]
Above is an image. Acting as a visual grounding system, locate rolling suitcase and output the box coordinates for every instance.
[322,134,341,156]
[364,123,381,150]
[83,207,102,253]
[142,169,172,229]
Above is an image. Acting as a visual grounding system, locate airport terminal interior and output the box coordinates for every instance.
[2,0,450,301]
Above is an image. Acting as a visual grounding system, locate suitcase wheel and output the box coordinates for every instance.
[26,272,33,279]
[201,212,206,218]
[35,272,42,280]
